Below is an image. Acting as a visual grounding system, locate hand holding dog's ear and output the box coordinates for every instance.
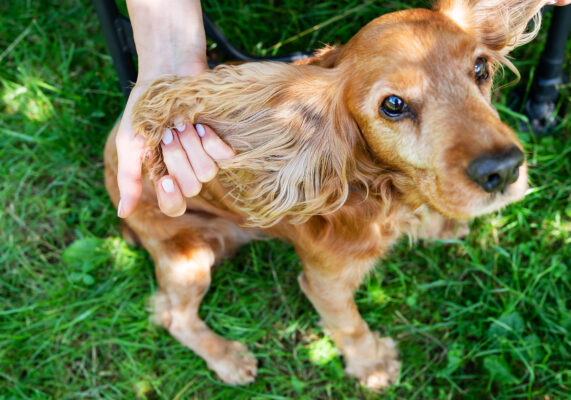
[116,0,234,218]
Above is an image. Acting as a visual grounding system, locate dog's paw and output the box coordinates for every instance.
[208,340,258,385]
[345,335,400,391]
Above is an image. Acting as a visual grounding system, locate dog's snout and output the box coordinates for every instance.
[467,146,524,193]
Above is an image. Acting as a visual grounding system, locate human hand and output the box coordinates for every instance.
[116,0,235,218]
[115,80,235,218]
[547,0,571,5]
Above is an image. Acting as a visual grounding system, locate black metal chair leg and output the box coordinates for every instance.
[201,12,309,63]
[523,5,571,135]
[93,0,311,100]
[93,0,137,99]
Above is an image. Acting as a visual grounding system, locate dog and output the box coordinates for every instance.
[104,0,546,390]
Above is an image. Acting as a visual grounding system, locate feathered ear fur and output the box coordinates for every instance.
[132,62,378,227]
[433,0,549,54]
[294,45,343,68]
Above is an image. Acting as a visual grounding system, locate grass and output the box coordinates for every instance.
[0,0,569,399]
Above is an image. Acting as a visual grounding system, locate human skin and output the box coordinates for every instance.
[116,0,234,218]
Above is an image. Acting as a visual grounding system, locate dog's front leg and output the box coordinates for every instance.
[121,207,257,385]
[297,255,400,390]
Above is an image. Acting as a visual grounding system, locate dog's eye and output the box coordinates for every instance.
[474,57,489,82]
[381,95,407,119]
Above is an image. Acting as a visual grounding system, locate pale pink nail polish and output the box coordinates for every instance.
[162,178,175,193]
[117,199,122,217]
[175,119,186,132]
[162,129,173,145]
[195,124,205,138]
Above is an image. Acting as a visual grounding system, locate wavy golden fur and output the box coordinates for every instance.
[105,0,547,390]
[133,64,385,227]
[434,0,545,53]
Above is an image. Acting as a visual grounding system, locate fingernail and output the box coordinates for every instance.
[161,178,175,193]
[195,124,205,138]
[117,199,122,217]
[175,118,186,132]
[162,129,173,145]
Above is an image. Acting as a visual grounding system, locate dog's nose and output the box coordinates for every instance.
[467,146,524,193]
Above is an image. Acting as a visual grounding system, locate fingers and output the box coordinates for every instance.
[156,123,234,216]
[115,78,233,220]
[118,114,234,218]
[161,127,203,197]
[177,123,219,182]
[197,124,236,161]
[160,122,235,190]
[155,175,186,217]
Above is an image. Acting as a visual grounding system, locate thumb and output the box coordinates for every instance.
[116,130,146,218]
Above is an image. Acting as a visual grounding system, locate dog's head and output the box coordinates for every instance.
[133,0,547,226]
[320,0,546,219]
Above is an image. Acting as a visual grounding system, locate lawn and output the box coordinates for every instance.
[0,1,569,399]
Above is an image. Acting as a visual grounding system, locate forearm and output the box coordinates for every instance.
[126,0,207,80]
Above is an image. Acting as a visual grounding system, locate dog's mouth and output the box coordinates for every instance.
[469,161,528,217]
[420,162,528,220]
[478,162,528,213]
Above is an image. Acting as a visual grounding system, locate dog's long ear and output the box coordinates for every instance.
[294,45,343,68]
[433,0,548,54]
[133,62,370,227]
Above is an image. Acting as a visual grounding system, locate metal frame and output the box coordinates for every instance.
[522,5,571,135]
[92,0,310,99]
[93,0,137,99]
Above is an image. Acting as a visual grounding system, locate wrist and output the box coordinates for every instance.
[137,56,208,81]
[127,0,207,80]
[137,55,207,81]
